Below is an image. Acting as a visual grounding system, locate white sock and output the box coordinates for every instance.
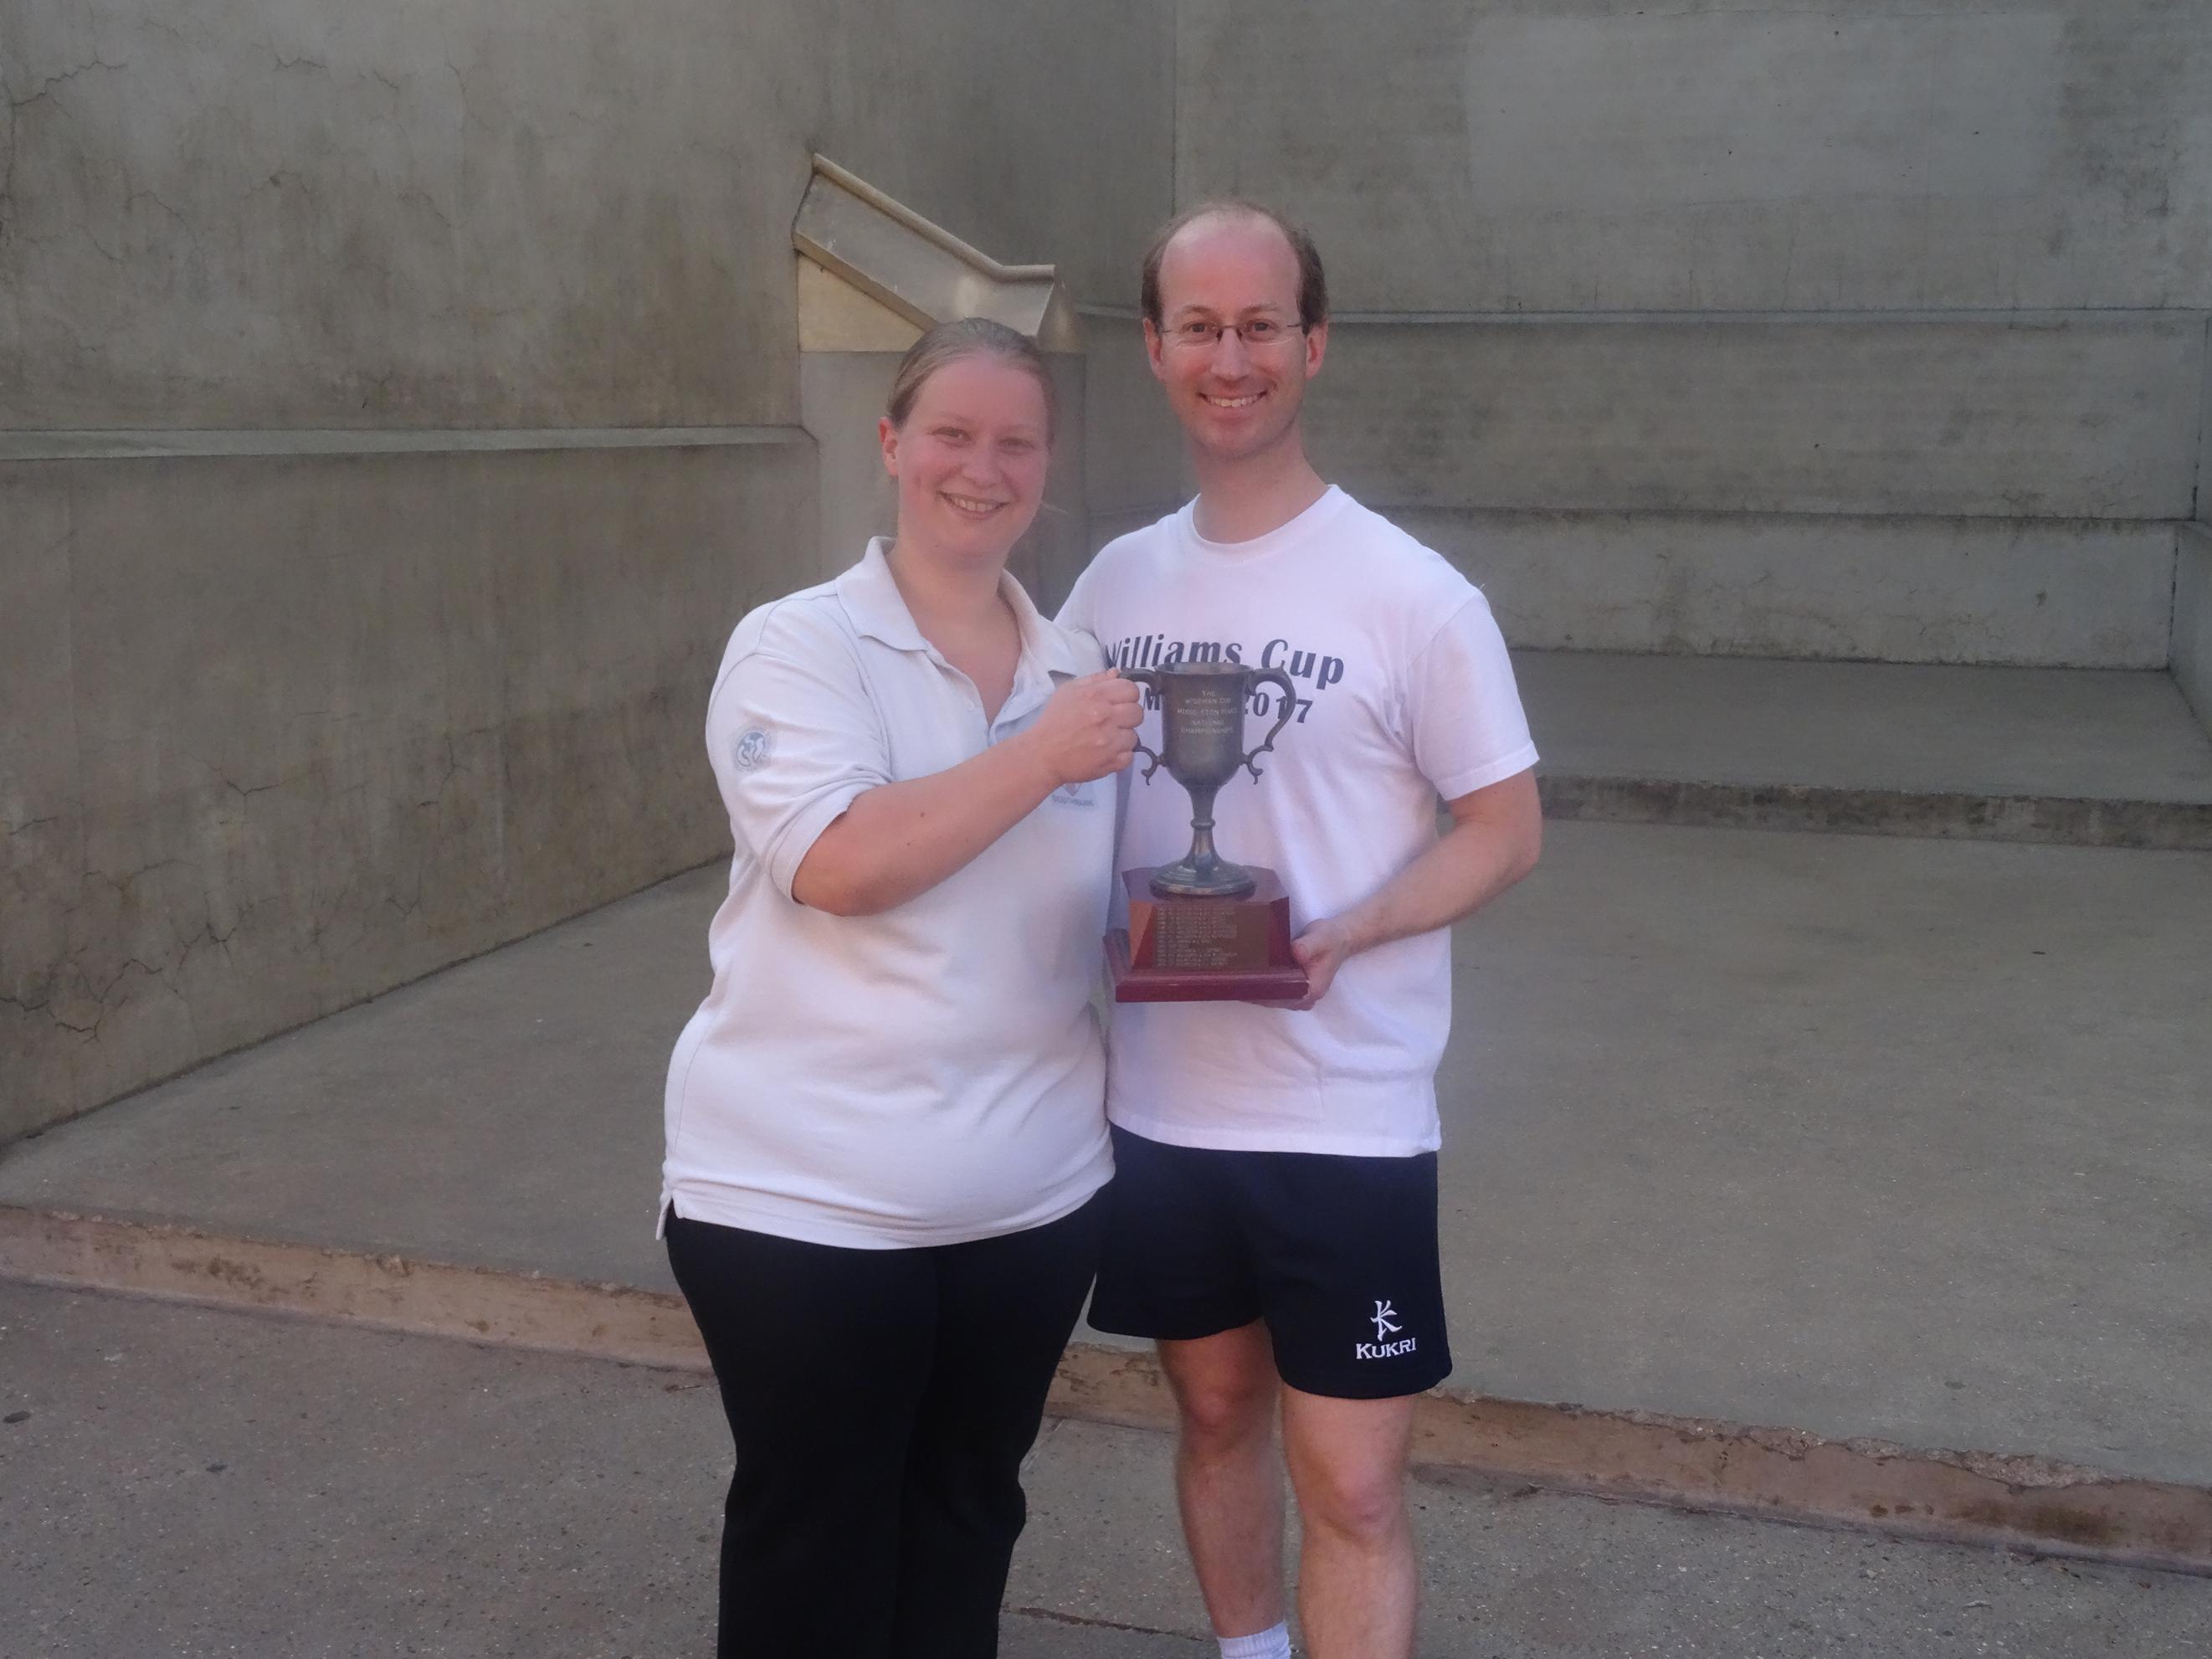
[1219,1623,1291,1659]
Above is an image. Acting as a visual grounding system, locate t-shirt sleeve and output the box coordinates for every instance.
[706,642,893,901]
[1404,591,1540,800]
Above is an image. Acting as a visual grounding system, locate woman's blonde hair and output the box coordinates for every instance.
[885,316,1058,443]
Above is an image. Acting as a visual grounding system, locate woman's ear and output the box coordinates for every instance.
[878,414,900,478]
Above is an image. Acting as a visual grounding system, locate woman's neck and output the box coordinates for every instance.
[884,537,1009,641]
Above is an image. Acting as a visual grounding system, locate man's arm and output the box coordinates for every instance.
[1274,768,1541,1009]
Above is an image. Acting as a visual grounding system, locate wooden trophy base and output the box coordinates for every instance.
[1105,866,1310,1003]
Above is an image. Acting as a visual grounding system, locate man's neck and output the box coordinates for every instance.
[1189,435,1329,546]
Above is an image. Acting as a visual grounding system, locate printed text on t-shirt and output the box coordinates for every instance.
[1111,633,1349,724]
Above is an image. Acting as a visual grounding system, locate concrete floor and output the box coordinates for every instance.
[6,1284,2207,1659]
[1518,654,2212,803]
[4,820,2208,1484]
[1441,821,2212,1482]
[0,871,705,1292]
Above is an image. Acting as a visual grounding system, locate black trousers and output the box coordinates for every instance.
[665,1196,1105,1659]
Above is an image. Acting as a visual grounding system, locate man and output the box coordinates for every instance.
[1057,203,1542,1659]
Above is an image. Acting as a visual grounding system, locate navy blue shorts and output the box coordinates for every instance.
[1089,1125,1452,1400]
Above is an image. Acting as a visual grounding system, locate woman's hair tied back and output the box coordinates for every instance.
[885,316,1058,442]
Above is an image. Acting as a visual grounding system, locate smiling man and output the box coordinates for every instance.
[1057,204,1544,1659]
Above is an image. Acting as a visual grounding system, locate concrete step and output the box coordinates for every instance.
[4,824,2209,1565]
[8,1283,2209,1656]
[1521,652,2212,847]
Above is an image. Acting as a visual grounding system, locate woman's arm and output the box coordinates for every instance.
[793,670,1142,916]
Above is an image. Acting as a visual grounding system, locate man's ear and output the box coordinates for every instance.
[878,414,899,476]
[1303,320,1329,380]
[1142,318,1168,384]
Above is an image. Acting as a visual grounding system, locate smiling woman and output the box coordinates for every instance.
[876,321,1059,619]
[656,316,1144,1659]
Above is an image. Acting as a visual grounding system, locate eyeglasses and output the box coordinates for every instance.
[1162,316,1307,351]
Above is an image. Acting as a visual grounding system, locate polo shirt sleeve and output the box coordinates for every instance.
[707,641,893,901]
[1404,591,1540,801]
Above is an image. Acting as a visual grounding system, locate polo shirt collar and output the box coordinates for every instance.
[1001,560,1085,681]
[838,538,1083,681]
[836,539,932,652]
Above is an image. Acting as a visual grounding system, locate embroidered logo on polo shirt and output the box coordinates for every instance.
[733,728,773,771]
[1052,780,1098,808]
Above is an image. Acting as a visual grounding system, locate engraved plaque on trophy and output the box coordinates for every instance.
[1104,661,1310,1003]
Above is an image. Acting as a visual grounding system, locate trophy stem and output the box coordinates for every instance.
[1187,783,1222,872]
[1150,781,1258,899]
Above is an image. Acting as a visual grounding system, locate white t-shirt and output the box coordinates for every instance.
[1057,487,1537,1157]
[660,540,1116,1249]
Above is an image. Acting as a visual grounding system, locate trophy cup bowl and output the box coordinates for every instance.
[1105,660,1308,1002]
[1122,661,1298,897]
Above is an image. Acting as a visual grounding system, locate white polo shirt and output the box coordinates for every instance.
[660,541,1116,1250]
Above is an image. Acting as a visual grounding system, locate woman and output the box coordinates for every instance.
[659,317,1142,1659]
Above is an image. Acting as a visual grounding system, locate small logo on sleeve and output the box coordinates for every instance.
[1356,1299,1416,1361]
[732,728,773,771]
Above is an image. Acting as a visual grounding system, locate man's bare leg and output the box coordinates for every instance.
[1280,1386,1419,1659]
[1157,1323,1286,1641]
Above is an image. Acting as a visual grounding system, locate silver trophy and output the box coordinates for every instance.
[1121,661,1298,898]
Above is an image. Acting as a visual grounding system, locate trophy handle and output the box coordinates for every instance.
[1241,668,1299,783]
[1121,667,1165,781]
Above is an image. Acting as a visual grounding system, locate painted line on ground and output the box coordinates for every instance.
[5,1204,2207,1576]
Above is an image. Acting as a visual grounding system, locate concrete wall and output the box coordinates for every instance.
[2188,325,2212,732]
[1400,512,2179,669]
[816,2,1173,311]
[0,0,1175,1139]
[2179,526,2212,732]
[2181,318,2212,726]
[0,0,1168,429]
[1169,0,2212,664]
[0,1,808,429]
[2201,316,2212,528]
[1177,0,2211,315]
[1080,313,1188,526]
[0,441,809,1139]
